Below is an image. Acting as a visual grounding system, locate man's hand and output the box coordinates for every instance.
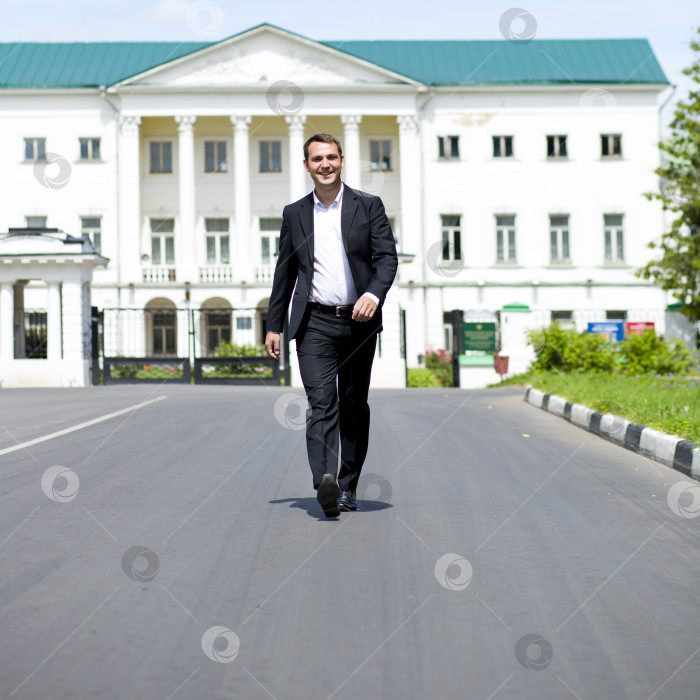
[265,332,281,359]
[352,296,378,322]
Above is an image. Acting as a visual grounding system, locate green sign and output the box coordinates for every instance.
[463,322,496,351]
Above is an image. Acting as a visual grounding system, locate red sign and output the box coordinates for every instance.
[626,322,655,336]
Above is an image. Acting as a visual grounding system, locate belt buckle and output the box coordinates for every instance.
[335,305,342,317]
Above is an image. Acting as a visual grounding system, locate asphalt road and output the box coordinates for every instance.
[1,384,699,700]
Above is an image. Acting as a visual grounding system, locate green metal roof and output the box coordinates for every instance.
[0,41,209,88]
[323,38,668,86]
[0,28,668,89]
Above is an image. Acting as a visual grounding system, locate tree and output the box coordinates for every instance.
[637,27,700,321]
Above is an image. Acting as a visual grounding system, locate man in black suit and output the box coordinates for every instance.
[265,133,398,517]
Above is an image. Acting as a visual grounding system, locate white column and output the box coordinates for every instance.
[118,116,142,285]
[175,115,197,284]
[397,114,421,269]
[61,280,85,361]
[47,281,62,360]
[0,282,14,360]
[231,116,252,280]
[340,115,362,189]
[286,115,308,202]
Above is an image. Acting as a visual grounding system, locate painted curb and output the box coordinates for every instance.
[523,385,700,481]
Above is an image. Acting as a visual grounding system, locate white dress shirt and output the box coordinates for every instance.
[309,184,378,307]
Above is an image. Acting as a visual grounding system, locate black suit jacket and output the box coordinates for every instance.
[266,185,399,340]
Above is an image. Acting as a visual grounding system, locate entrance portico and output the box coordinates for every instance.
[0,229,107,387]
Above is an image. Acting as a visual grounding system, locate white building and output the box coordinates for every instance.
[0,24,675,385]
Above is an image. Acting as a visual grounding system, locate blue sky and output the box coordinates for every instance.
[1,0,697,127]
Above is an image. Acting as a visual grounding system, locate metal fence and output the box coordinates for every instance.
[96,306,289,385]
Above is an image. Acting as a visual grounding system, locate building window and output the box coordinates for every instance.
[150,142,172,173]
[370,139,392,171]
[495,215,516,263]
[204,310,231,354]
[26,216,47,229]
[152,311,176,356]
[79,138,101,161]
[205,218,230,264]
[259,141,282,172]
[606,310,626,321]
[260,217,282,265]
[150,218,175,265]
[492,136,513,158]
[441,215,462,262]
[204,141,227,173]
[546,135,567,158]
[601,134,622,158]
[438,136,460,160]
[552,310,573,324]
[81,217,102,253]
[549,215,570,263]
[604,214,624,263]
[25,138,46,161]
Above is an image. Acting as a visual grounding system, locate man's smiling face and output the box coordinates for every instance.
[304,141,344,190]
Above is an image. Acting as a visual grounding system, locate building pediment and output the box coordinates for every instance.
[112,24,422,91]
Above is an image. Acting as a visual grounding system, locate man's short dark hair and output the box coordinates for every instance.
[303,133,343,161]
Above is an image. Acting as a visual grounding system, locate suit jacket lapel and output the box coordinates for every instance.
[297,193,314,266]
[341,185,359,253]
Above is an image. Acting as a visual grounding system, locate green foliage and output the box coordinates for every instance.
[424,349,453,386]
[527,324,615,372]
[617,329,695,375]
[111,363,138,378]
[213,341,267,357]
[527,325,697,375]
[408,368,441,387]
[636,28,700,321]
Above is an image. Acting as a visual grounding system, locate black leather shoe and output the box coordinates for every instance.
[338,489,358,511]
[317,474,340,517]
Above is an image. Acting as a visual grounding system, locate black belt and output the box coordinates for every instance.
[308,302,354,318]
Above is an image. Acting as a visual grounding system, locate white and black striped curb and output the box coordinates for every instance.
[524,386,700,482]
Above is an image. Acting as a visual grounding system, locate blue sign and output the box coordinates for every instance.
[587,321,624,341]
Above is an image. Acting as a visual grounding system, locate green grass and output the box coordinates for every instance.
[493,370,700,443]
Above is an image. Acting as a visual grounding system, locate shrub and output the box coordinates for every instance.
[408,368,440,387]
[212,342,267,357]
[527,324,697,375]
[618,330,695,375]
[424,349,453,386]
[527,324,615,372]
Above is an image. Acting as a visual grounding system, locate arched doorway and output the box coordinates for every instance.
[145,297,176,356]
[256,297,270,345]
[200,297,232,355]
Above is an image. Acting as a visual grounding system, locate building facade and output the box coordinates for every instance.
[0,24,672,383]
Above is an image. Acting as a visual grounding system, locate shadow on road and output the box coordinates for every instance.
[269,497,393,519]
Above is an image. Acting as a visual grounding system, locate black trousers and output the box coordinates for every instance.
[295,307,378,492]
